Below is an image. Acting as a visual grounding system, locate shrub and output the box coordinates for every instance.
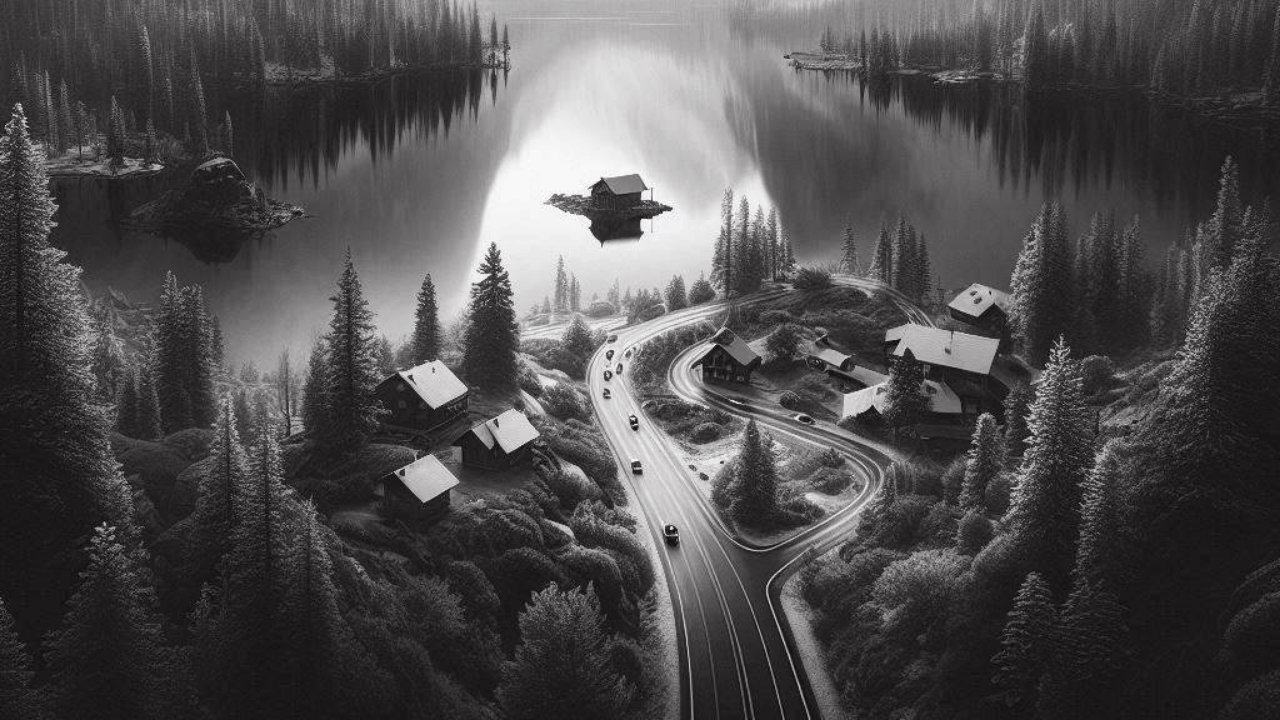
[810,467,852,494]
[542,383,588,422]
[779,391,801,409]
[871,548,968,636]
[766,323,803,361]
[940,457,966,505]
[919,501,960,546]
[955,510,993,555]
[690,422,722,444]
[793,266,833,290]
[517,363,545,398]
[759,309,794,325]
[776,495,824,528]
[585,300,617,318]
[544,428,623,504]
[1081,354,1117,396]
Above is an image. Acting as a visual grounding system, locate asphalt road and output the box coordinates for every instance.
[582,286,915,720]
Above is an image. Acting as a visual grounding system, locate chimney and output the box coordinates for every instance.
[945,330,954,354]
[494,417,500,427]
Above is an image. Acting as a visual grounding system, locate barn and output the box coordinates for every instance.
[377,454,460,526]
[452,409,541,470]
[376,360,469,433]
[589,174,649,210]
[691,327,762,384]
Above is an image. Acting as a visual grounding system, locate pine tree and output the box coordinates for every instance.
[882,350,929,435]
[731,419,780,526]
[301,338,327,435]
[189,395,249,585]
[766,207,780,279]
[275,350,294,437]
[220,111,234,156]
[570,274,581,312]
[0,597,43,720]
[189,60,208,157]
[840,227,859,274]
[179,284,216,428]
[1011,203,1075,365]
[870,222,893,283]
[498,584,632,720]
[688,272,715,305]
[463,242,519,391]
[915,233,932,302]
[156,272,192,432]
[665,274,688,311]
[116,367,141,437]
[1037,580,1129,719]
[562,314,594,368]
[1004,339,1093,592]
[234,390,254,445]
[57,80,73,155]
[959,413,1004,510]
[1207,156,1244,270]
[0,104,127,638]
[319,251,382,449]
[107,96,126,165]
[993,571,1055,704]
[44,525,174,720]
[135,361,162,440]
[553,255,568,312]
[1003,382,1035,457]
[210,315,225,372]
[411,273,440,364]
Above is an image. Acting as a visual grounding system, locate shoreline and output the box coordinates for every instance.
[252,60,511,90]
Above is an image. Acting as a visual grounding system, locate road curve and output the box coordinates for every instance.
[583,288,898,720]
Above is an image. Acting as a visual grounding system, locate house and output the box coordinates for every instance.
[589,174,649,210]
[807,346,856,374]
[376,360,468,432]
[948,283,1011,337]
[884,323,1003,415]
[692,328,762,384]
[842,379,963,422]
[452,409,541,470]
[377,454,459,526]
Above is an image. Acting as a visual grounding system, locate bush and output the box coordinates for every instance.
[776,495,824,528]
[1081,354,1117,396]
[585,300,617,318]
[766,323,803,361]
[955,510,994,555]
[870,548,967,636]
[940,457,966,505]
[810,467,852,494]
[818,448,845,469]
[543,427,623,504]
[919,501,960,546]
[759,309,794,325]
[793,266,833,290]
[517,363,545,398]
[779,391,801,409]
[690,422,722,444]
[542,383,588,422]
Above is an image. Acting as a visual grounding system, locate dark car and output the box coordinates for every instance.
[616,363,623,375]
[624,349,633,359]
[628,414,639,430]
[603,370,613,381]
[630,459,643,474]
[663,525,680,546]
[606,349,615,361]
[602,388,612,399]
[606,334,618,343]
[794,414,815,425]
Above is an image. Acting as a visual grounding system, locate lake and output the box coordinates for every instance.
[49,0,1280,367]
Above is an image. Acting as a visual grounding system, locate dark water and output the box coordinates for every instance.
[49,0,1280,367]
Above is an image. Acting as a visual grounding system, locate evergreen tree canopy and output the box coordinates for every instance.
[959,413,1004,510]
[993,571,1055,704]
[882,350,929,431]
[1011,203,1075,365]
[730,419,780,526]
[463,242,519,391]
[318,251,383,450]
[411,272,440,366]
[0,597,42,720]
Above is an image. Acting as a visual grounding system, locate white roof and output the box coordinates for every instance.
[464,409,540,454]
[396,361,468,409]
[390,454,459,503]
[809,347,851,367]
[948,283,1011,319]
[885,324,999,376]
[842,379,963,418]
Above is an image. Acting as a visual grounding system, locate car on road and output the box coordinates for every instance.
[663,524,680,546]
[794,413,815,425]
[624,349,633,359]
[606,334,618,343]
[605,349,615,360]
[602,388,611,399]
[616,363,623,374]
[628,414,639,430]
[603,370,613,381]
[630,459,643,474]
[725,397,749,408]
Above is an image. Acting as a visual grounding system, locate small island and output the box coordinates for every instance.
[547,174,673,241]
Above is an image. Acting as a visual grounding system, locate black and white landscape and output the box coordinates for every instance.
[2,1,1279,719]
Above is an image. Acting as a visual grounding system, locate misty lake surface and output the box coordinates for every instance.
[50,0,1280,366]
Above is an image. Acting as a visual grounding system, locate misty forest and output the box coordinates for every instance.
[2,1,1280,720]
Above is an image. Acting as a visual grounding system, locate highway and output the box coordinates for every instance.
[579,283,919,720]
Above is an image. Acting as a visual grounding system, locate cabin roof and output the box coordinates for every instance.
[391,361,468,409]
[457,409,540,454]
[842,379,963,418]
[948,283,1011,319]
[390,454,459,503]
[693,328,762,369]
[592,174,649,195]
[885,323,1000,376]
[808,346,852,368]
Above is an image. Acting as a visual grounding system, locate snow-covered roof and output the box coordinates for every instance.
[592,174,649,195]
[885,324,1000,376]
[396,361,468,409]
[948,283,1011,320]
[842,379,963,418]
[390,454,459,503]
[461,409,541,454]
[809,347,851,368]
[693,327,762,369]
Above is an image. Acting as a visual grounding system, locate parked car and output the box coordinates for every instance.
[794,414,815,425]
[628,414,639,430]
[607,334,618,343]
[630,459,643,474]
[604,370,613,381]
[606,349,615,360]
[602,388,612,399]
[663,524,680,546]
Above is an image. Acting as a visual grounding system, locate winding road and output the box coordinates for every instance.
[573,279,929,720]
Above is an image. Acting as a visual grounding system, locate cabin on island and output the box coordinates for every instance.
[589,174,649,210]
[884,323,1002,415]
[948,283,1011,337]
[376,360,469,432]
[452,409,542,470]
[692,328,763,384]
[377,453,459,526]
[842,378,964,423]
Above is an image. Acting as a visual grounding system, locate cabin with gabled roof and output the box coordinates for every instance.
[948,283,1012,338]
[692,327,763,384]
[452,409,542,470]
[589,174,649,210]
[376,360,469,433]
[842,379,964,422]
[377,453,460,526]
[884,323,1003,415]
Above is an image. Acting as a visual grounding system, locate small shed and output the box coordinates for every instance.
[691,328,762,384]
[376,360,469,432]
[378,454,460,526]
[948,283,1011,336]
[452,409,541,470]
[589,174,649,210]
